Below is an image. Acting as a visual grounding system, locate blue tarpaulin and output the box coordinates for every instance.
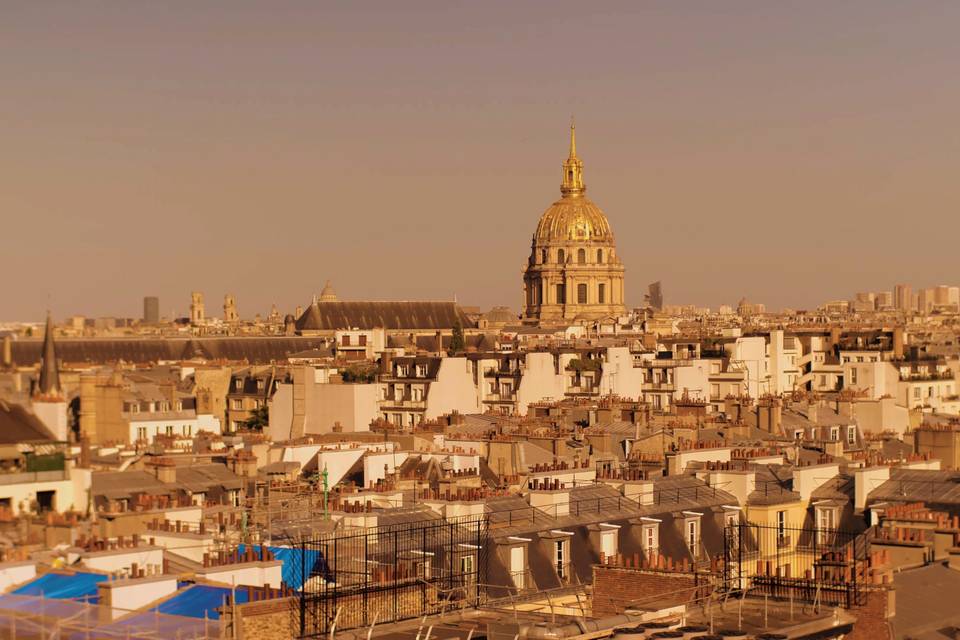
[11,571,107,603]
[150,584,250,620]
[237,544,326,589]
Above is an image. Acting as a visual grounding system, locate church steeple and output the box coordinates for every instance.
[560,119,585,198]
[37,311,61,396]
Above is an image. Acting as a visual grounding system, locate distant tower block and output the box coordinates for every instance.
[189,292,206,325]
[223,294,239,323]
[143,296,160,324]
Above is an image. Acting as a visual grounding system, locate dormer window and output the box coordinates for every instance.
[599,523,619,560]
[234,379,243,391]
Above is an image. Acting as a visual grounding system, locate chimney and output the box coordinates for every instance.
[757,397,782,434]
[149,458,177,484]
[1,335,11,369]
[893,327,905,360]
[379,351,392,376]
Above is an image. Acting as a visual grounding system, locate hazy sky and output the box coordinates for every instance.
[2,1,959,321]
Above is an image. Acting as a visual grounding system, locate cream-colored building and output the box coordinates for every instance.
[522,123,626,324]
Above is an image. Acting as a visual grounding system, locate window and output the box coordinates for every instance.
[460,555,475,585]
[234,379,243,391]
[256,379,265,391]
[359,334,367,347]
[165,425,174,436]
[577,248,586,264]
[577,283,588,304]
[541,249,548,263]
[724,511,739,546]
[36,490,56,513]
[686,519,700,556]
[137,427,148,441]
[830,426,839,441]
[414,558,432,579]
[175,401,183,411]
[847,425,856,445]
[510,546,525,588]
[777,510,788,546]
[816,507,836,545]
[232,399,243,410]
[556,284,566,304]
[341,335,351,346]
[597,249,603,263]
[183,425,192,436]
[600,529,618,559]
[819,375,827,387]
[642,524,659,555]
[711,383,721,399]
[850,368,857,384]
[598,283,606,304]
[554,540,568,579]
[557,249,565,264]
[914,387,921,399]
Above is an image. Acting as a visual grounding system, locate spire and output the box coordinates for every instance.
[560,119,585,198]
[568,116,577,159]
[38,311,61,396]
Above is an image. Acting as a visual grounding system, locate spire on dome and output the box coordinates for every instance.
[560,119,585,198]
[38,311,61,396]
[568,116,577,159]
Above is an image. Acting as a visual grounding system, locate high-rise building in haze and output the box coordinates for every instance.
[142,296,159,324]
[894,284,912,313]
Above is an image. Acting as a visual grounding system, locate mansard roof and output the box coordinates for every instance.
[296,301,474,332]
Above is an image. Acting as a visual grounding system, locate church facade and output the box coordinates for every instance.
[522,124,626,324]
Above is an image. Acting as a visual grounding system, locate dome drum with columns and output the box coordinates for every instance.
[522,123,626,324]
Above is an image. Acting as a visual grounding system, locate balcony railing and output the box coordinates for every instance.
[0,469,68,486]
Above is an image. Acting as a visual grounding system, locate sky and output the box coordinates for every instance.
[2,1,959,321]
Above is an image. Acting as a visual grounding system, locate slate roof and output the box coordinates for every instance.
[0,401,57,444]
[296,301,474,331]
[868,468,960,506]
[891,563,960,640]
[10,337,330,365]
[175,464,243,492]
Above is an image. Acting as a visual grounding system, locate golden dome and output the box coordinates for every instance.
[534,196,613,242]
[533,121,615,243]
